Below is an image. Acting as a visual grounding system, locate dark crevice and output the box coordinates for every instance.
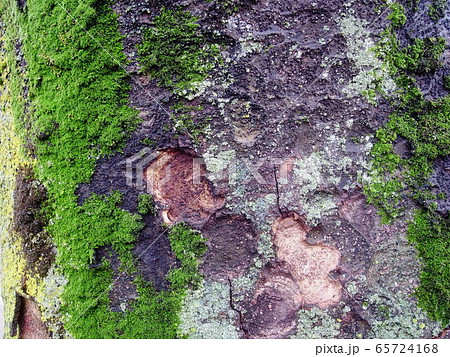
[13,166,55,277]
[227,277,249,339]
[16,0,26,12]
[273,167,284,216]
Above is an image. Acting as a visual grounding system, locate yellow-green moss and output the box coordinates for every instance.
[0,34,31,338]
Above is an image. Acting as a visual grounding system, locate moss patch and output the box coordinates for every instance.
[0,31,32,338]
[0,0,208,338]
[362,2,450,327]
[138,7,221,91]
[407,211,450,325]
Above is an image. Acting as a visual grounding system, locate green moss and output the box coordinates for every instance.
[428,0,448,21]
[141,137,156,148]
[137,194,156,215]
[380,36,446,75]
[64,271,185,339]
[54,197,207,339]
[6,0,146,337]
[167,102,211,143]
[407,211,450,326]
[138,7,221,90]
[444,75,450,91]
[167,223,207,291]
[387,2,407,28]
[363,2,450,328]
[53,192,142,269]
[364,2,449,222]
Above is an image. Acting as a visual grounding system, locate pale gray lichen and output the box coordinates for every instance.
[367,239,421,293]
[292,146,342,224]
[225,187,277,260]
[292,131,374,224]
[293,307,340,339]
[237,37,263,59]
[345,275,367,297]
[256,228,275,262]
[344,238,441,339]
[225,15,263,61]
[365,290,441,339]
[293,153,324,196]
[176,79,213,101]
[231,265,261,304]
[35,266,69,338]
[178,281,239,339]
[203,148,236,174]
[290,44,303,60]
[338,14,396,101]
[176,47,234,101]
[301,194,337,223]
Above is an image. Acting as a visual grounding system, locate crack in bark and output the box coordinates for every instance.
[227,277,249,339]
[273,167,284,216]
